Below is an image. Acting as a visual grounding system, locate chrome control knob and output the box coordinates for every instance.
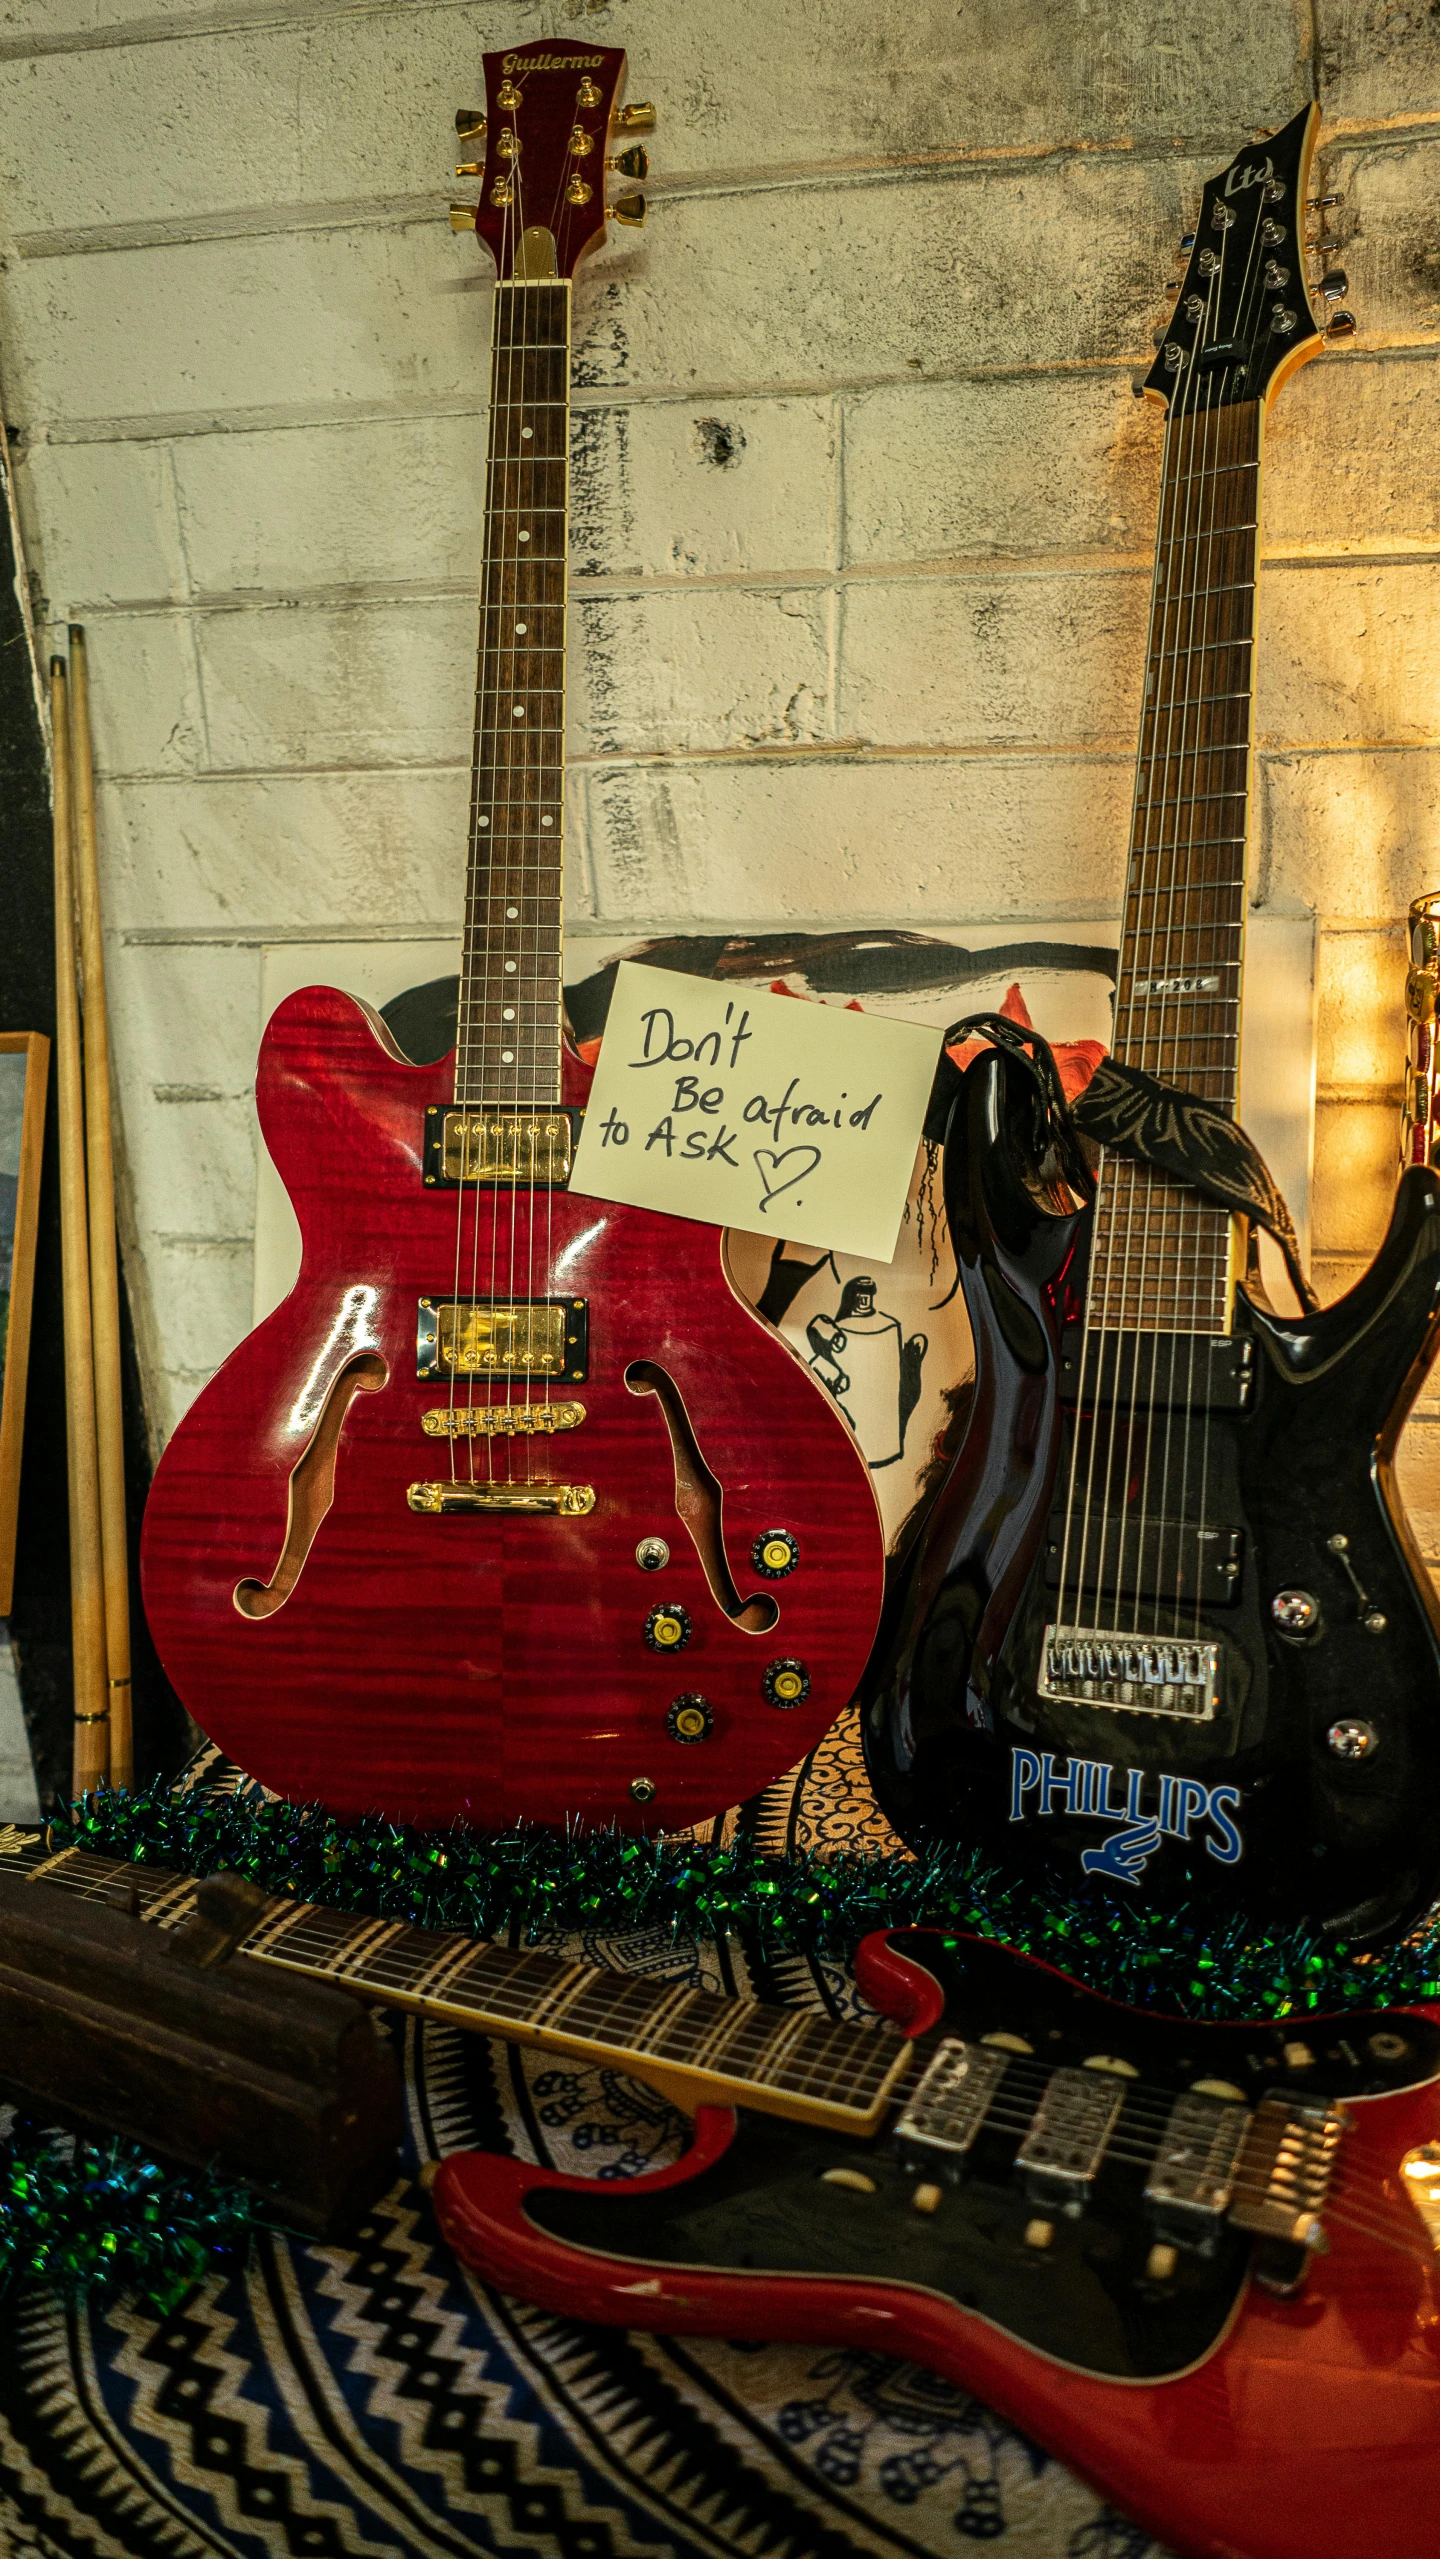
[1271,1588,1320,1635]
[1328,1719,1379,1761]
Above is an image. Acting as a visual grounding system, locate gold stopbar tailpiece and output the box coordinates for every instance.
[422,1402,585,1438]
[441,1111,574,1185]
[408,1481,595,1517]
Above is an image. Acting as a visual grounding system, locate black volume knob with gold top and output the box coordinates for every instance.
[666,1694,713,1743]
[763,1657,811,1708]
[752,1528,800,1580]
[644,1601,691,1654]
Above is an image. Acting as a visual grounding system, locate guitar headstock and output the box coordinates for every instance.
[451,37,652,281]
[1142,104,1327,412]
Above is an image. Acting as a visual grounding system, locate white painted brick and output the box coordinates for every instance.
[122,1088,257,1243]
[1315,0,1440,123]
[1312,1094,1402,1255]
[16,434,188,604]
[1265,354,1440,556]
[584,754,1133,924]
[142,1233,254,1380]
[1259,562,1440,747]
[50,606,203,774]
[838,570,1145,748]
[844,372,1162,568]
[1310,137,1440,344]
[175,410,484,599]
[1315,925,1407,1091]
[1260,746,1440,921]
[572,399,837,583]
[0,0,1309,237]
[104,938,261,1094]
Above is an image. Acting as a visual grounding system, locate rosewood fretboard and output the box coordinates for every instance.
[1091,398,1262,1337]
[455,278,572,1111]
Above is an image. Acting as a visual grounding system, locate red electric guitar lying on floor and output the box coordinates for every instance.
[139,38,883,1832]
[431,1929,1440,2559]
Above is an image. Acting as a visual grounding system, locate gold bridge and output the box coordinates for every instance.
[422,1402,585,1439]
[407,1480,595,1517]
[425,1108,575,1187]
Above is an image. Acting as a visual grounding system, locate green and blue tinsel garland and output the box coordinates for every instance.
[9,1777,1438,2310]
[50,1776,1440,2020]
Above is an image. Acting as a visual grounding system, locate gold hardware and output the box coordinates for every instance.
[455,109,486,139]
[607,145,648,180]
[496,129,520,161]
[576,76,602,107]
[912,2183,943,2215]
[648,1611,686,1649]
[455,163,482,178]
[566,175,593,206]
[1146,2243,1178,2282]
[496,78,521,109]
[569,123,594,155]
[616,102,656,131]
[423,1401,584,1439]
[449,204,478,231]
[440,1109,574,1185]
[668,1700,710,1741]
[820,2168,876,2194]
[515,226,558,279]
[1402,2144,1440,2252]
[407,1480,596,1517]
[629,1775,657,1803]
[611,191,646,227]
[490,178,513,207]
[1023,2217,1055,2249]
[435,1301,568,1378]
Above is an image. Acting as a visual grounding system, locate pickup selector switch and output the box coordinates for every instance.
[666,1694,713,1744]
[644,1602,691,1654]
[763,1657,810,1708]
[753,1529,800,1579]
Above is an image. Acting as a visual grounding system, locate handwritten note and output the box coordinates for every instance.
[568,963,942,1262]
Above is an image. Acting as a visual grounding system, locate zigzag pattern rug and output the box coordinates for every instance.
[0,1720,1168,2559]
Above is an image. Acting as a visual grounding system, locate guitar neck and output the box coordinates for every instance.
[455,277,572,1112]
[5,1836,910,2134]
[1091,397,1263,1337]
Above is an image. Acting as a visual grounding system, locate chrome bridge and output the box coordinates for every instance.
[1039,1624,1222,1721]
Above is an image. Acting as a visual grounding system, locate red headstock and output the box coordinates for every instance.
[454,37,644,282]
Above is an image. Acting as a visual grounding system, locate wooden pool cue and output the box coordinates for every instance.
[68,627,132,1789]
[50,654,109,1792]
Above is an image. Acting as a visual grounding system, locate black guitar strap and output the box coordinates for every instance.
[939,1013,1318,1315]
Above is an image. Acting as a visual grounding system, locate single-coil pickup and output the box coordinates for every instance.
[1015,2067,1126,2215]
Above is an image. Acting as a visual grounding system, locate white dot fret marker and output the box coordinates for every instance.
[541,815,553,828]
[521,426,533,439]
[518,530,530,543]
[504,961,516,973]
[507,905,518,918]
[503,1008,515,1021]
[478,815,489,827]
[501,1049,514,1062]
[516,621,527,634]
[512,704,525,718]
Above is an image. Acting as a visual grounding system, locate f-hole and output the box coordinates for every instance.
[234,1353,387,1620]
[625,1359,779,1634]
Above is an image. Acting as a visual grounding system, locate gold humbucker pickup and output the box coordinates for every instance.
[422,1402,585,1438]
[423,1107,580,1188]
[416,1297,588,1383]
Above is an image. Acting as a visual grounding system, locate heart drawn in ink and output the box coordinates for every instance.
[752,1146,823,1212]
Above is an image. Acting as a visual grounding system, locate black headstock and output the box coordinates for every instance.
[1143,104,1323,412]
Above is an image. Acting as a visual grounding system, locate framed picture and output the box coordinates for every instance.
[0,1032,49,1616]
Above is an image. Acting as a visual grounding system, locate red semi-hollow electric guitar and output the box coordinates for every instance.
[432,1928,1440,2559]
[139,39,883,1830]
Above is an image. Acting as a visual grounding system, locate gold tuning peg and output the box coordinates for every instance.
[454,109,486,139]
[610,191,646,226]
[616,102,656,132]
[455,162,482,177]
[449,202,478,232]
[606,144,649,180]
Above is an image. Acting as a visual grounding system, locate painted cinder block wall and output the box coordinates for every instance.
[0,0,1438,1537]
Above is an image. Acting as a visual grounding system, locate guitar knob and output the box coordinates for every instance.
[752,1529,800,1579]
[1271,1588,1320,1636]
[666,1694,713,1743]
[635,1536,670,1572]
[644,1602,691,1653]
[763,1658,811,1708]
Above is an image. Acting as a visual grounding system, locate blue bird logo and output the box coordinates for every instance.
[1080,1818,1163,1887]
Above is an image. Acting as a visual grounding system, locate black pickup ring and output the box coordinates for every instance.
[1045,1513,1243,1607]
[1059,1330,1253,1411]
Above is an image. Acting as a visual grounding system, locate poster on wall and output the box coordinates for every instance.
[250,920,1314,1552]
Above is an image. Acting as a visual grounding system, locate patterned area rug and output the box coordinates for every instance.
[0,1722,1171,2559]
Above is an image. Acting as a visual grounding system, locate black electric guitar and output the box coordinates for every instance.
[861,105,1440,1942]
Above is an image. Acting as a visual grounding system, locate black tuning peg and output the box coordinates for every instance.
[1325,309,1358,341]
[1179,231,1196,251]
[455,109,486,140]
